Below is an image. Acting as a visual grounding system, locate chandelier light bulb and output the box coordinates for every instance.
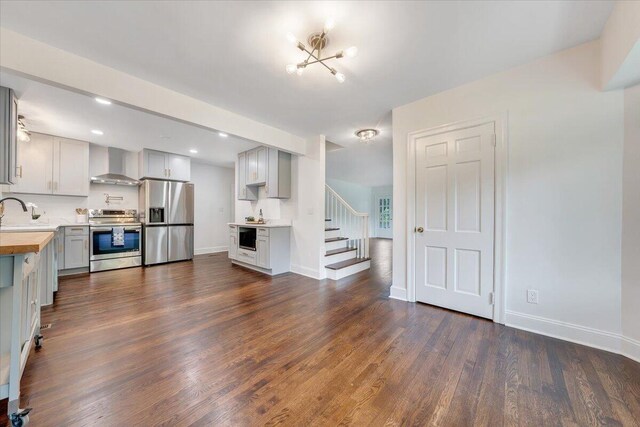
[345,46,358,58]
[286,64,297,74]
[324,18,336,33]
[335,72,345,83]
[296,66,305,76]
[286,32,297,45]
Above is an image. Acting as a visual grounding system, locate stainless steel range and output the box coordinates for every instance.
[88,209,142,272]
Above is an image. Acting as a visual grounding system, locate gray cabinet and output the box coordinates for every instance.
[228,225,238,259]
[0,86,18,185]
[139,148,191,181]
[237,147,291,200]
[256,235,269,268]
[237,152,258,201]
[266,148,292,199]
[246,146,267,186]
[64,226,89,269]
[7,133,89,196]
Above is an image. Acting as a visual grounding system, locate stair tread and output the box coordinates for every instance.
[325,227,340,231]
[325,237,349,243]
[325,257,371,270]
[325,247,357,256]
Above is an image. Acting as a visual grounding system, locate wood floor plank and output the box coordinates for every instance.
[1,238,639,426]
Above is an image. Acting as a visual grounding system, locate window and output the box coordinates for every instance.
[378,196,392,229]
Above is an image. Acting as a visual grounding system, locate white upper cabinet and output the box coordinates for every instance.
[266,148,291,199]
[9,133,89,196]
[54,137,90,196]
[236,147,291,200]
[139,149,191,181]
[237,152,258,201]
[11,133,54,194]
[246,146,267,186]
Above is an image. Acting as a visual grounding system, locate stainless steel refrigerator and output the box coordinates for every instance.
[139,180,194,265]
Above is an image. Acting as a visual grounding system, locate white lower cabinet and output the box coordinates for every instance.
[63,226,89,269]
[228,225,238,259]
[228,225,290,275]
[256,236,269,268]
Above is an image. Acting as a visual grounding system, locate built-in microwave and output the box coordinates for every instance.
[238,227,257,251]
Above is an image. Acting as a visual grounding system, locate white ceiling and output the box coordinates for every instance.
[0,72,258,168]
[0,1,614,185]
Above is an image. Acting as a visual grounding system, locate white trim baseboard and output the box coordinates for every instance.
[506,310,640,363]
[194,246,228,255]
[389,286,408,301]
[290,264,322,280]
[621,336,640,363]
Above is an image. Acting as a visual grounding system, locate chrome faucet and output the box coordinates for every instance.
[0,196,28,228]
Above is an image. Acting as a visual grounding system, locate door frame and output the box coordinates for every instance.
[406,113,508,324]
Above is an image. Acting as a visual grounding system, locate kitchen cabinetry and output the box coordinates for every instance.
[228,225,238,259]
[237,152,258,201]
[266,148,291,199]
[0,86,18,185]
[1,234,54,420]
[63,226,89,269]
[228,225,290,275]
[237,147,291,200]
[246,146,267,186]
[8,133,89,196]
[139,148,191,181]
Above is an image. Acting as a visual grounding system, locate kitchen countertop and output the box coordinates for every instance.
[0,231,55,255]
[0,223,90,232]
[228,222,292,228]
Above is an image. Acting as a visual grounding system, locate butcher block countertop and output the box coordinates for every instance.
[0,231,55,255]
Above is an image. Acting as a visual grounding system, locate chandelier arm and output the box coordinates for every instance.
[305,54,341,66]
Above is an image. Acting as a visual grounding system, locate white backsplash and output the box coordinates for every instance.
[0,183,139,225]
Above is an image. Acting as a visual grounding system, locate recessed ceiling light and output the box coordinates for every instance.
[95,97,112,105]
[91,129,104,135]
[189,149,198,154]
[219,132,228,138]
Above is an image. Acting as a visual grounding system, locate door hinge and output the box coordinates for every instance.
[489,292,495,305]
[490,134,497,147]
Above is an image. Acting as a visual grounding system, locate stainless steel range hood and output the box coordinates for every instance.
[90,147,139,186]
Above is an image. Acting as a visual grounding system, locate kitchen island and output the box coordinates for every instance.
[228,223,291,275]
[1,231,55,425]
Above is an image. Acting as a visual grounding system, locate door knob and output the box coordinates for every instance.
[416,227,424,233]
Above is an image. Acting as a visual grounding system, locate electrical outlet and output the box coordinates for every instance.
[527,289,539,304]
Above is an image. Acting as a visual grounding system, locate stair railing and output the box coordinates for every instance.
[325,184,369,258]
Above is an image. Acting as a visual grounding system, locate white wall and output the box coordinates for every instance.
[191,162,234,255]
[600,1,640,89]
[0,184,138,224]
[236,137,326,278]
[392,41,626,354]
[622,83,640,359]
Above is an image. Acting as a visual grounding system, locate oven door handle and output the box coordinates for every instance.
[91,227,141,232]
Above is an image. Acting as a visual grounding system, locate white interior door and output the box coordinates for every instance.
[376,196,393,239]
[415,122,495,319]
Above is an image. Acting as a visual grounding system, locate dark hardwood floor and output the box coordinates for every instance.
[2,238,640,426]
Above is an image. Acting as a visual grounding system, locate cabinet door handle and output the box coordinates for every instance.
[84,239,88,249]
[16,165,23,178]
[265,185,268,195]
[169,169,171,178]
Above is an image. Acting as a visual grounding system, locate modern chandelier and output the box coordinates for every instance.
[285,19,357,83]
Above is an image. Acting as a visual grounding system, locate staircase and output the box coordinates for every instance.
[324,184,371,280]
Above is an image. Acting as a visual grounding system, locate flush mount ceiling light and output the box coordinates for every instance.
[91,129,104,135]
[286,19,357,83]
[16,115,31,142]
[95,97,112,105]
[355,128,379,144]
[189,149,198,154]
[218,132,228,137]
